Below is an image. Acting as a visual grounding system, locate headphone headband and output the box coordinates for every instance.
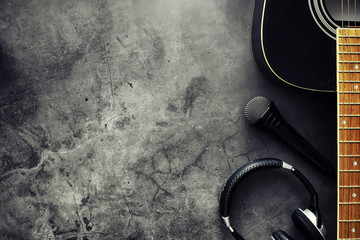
[219,158,321,239]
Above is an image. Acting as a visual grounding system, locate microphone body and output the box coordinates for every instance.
[245,97,336,181]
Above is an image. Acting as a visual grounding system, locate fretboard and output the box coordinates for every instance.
[337,28,360,240]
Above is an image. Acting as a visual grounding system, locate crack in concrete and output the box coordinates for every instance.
[73,194,85,239]
[135,171,172,197]
[174,144,209,178]
[101,38,116,114]
[0,150,47,182]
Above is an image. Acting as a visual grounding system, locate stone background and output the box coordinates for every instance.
[0,0,337,239]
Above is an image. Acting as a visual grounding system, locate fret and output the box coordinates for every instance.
[339,36,360,39]
[339,61,360,63]
[339,170,360,172]
[339,186,360,188]
[339,202,360,204]
[339,104,360,106]
[339,115,360,116]
[339,155,360,157]
[339,53,360,55]
[339,220,360,222]
[338,91,360,93]
[338,68,360,73]
[339,35,360,38]
[339,128,360,130]
[338,53,359,57]
[338,238,360,240]
[339,141,360,144]
[339,81,360,83]
[339,57,360,62]
[340,44,360,46]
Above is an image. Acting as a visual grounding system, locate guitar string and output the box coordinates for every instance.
[349,0,351,26]
[354,0,360,231]
[348,0,353,232]
[342,12,345,237]
[346,37,348,237]
[341,1,345,236]
[340,1,343,236]
[356,0,357,27]
[355,0,358,234]
[352,0,358,234]
[354,1,359,236]
[347,1,353,234]
[343,1,348,235]
[347,0,351,236]
[342,0,344,28]
[351,2,354,233]
[349,0,359,233]
[354,37,358,237]
[345,30,348,238]
[346,4,348,236]
[345,1,348,235]
[345,26,347,238]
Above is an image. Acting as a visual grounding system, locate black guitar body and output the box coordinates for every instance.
[251,0,339,92]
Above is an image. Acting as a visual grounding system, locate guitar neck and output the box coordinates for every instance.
[337,28,360,239]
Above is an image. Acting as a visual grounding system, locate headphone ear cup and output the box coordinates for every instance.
[271,230,295,240]
[292,209,324,240]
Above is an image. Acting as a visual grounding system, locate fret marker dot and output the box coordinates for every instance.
[351,228,356,233]
[342,120,347,125]
[354,161,358,166]
[353,193,357,198]
[355,85,359,90]
[355,64,359,70]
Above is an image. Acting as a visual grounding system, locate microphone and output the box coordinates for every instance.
[245,96,336,181]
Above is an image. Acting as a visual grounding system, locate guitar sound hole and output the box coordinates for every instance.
[325,0,360,22]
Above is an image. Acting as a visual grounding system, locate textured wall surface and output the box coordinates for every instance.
[0,0,337,239]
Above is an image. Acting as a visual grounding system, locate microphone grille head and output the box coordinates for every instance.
[244,96,272,124]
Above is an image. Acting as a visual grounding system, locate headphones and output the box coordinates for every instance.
[219,158,327,240]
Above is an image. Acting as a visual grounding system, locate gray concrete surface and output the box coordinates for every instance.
[0,0,337,239]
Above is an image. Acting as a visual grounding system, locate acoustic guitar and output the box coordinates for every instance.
[252,0,360,239]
